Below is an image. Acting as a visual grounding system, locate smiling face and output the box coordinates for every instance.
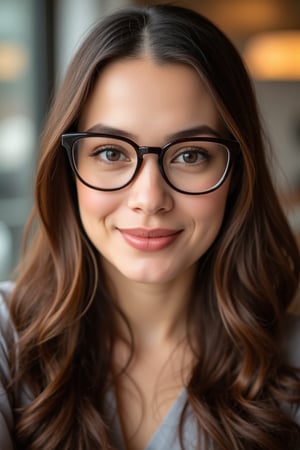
[76,57,230,286]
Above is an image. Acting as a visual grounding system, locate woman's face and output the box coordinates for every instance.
[77,58,230,286]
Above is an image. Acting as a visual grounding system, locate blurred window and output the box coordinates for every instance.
[0,0,53,280]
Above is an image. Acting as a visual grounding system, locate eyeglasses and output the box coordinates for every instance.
[61,132,240,195]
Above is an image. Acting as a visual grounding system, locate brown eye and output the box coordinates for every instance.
[102,149,124,161]
[90,146,128,162]
[173,148,209,164]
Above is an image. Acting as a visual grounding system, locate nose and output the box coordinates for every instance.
[127,155,174,215]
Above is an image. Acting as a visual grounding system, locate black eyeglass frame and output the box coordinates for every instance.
[61,132,241,195]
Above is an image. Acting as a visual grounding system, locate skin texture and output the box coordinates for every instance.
[76,58,232,448]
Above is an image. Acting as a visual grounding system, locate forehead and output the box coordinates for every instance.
[79,57,222,140]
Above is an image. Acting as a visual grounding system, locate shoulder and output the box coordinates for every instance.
[0,281,14,301]
[0,282,15,449]
[0,281,15,312]
[0,282,15,341]
[0,281,14,308]
[0,281,16,377]
[0,281,18,396]
[280,314,300,428]
[281,313,300,368]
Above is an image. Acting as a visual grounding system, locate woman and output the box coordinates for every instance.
[0,4,299,449]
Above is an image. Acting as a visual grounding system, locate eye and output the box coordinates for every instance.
[90,146,129,162]
[173,148,209,164]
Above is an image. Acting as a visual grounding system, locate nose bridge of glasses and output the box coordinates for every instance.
[138,146,162,158]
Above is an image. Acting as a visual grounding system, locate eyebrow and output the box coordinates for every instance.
[166,125,222,141]
[85,124,136,139]
[84,124,222,141]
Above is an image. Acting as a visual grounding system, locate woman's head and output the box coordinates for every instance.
[38,5,256,244]
[32,4,298,307]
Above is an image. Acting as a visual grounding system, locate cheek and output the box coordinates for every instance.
[183,183,230,253]
[76,183,118,223]
[187,183,229,224]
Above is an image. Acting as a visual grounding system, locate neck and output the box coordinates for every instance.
[103,262,196,350]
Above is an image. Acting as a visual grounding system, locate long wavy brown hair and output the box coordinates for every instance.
[8,4,300,449]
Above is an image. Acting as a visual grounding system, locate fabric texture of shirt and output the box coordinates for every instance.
[0,281,300,449]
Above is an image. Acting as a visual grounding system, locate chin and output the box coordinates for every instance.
[111,259,177,284]
[122,270,174,285]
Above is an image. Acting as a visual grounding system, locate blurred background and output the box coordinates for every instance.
[0,0,299,285]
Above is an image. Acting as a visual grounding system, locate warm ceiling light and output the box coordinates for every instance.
[206,1,284,34]
[244,31,300,80]
[0,42,28,81]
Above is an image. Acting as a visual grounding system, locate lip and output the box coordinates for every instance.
[118,228,182,251]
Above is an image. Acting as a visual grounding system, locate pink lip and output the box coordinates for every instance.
[118,228,182,251]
